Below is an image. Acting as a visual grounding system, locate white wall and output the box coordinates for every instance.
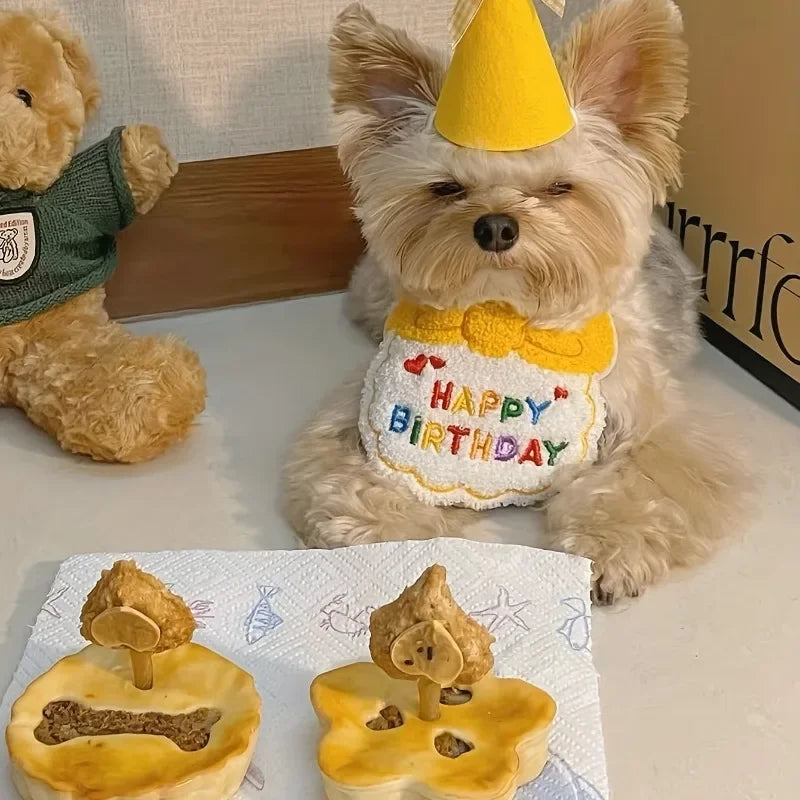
[6,0,600,162]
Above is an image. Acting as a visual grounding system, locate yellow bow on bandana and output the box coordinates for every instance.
[386,301,616,376]
[435,0,574,152]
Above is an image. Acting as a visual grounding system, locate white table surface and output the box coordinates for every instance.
[1,293,798,800]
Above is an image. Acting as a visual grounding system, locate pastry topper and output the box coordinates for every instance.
[435,0,574,151]
[369,565,495,721]
[80,560,195,689]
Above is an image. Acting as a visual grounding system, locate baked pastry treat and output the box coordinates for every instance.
[311,565,556,800]
[6,561,261,800]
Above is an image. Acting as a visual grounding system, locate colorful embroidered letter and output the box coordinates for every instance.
[431,380,454,410]
[410,415,422,445]
[389,404,411,433]
[543,440,568,466]
[451,386,476,415]
[494,435,519,462]
[470,429,493,461]
[447,425,471,455]
[519,439,543,466]
[479,390,501,416]
[421,422,446,452]
[501,396,524,422]
[525,397,552,425]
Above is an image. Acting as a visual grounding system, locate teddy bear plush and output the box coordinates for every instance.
[0,10,206,462]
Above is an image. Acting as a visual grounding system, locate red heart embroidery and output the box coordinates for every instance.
[429,356,447,369]
[554,386,569,400]
[403,354,428,375]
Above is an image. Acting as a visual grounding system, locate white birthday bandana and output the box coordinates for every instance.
[359,301,617,510]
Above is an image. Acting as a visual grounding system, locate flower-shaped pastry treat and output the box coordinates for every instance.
[310,565,557,800]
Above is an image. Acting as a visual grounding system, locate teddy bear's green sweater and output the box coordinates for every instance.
[0,128,136,326]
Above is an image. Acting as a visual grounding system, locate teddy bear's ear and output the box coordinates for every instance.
[33,12,102,119]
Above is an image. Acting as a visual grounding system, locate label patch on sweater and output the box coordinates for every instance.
[359,303,616,510]
[0,212,38,282]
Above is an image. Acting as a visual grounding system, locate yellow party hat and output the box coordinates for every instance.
[435,0,574,152]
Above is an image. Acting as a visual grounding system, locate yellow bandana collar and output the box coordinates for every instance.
[386,301,616,376]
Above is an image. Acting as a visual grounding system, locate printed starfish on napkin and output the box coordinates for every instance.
[41,586,68,619]
[471,587,531,633]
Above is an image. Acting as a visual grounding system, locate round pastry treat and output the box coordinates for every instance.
[310,566,557,800]
[6,561,261,800]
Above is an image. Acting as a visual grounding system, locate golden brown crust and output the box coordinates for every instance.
[312,661,556,798]
[81,560,195,652]
[369,565,494,685]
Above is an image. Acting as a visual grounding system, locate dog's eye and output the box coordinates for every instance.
[430,181,466,198]
[545,181,573,196]
[14,89,33,108]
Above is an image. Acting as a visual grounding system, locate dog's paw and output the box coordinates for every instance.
[590,562,644,607]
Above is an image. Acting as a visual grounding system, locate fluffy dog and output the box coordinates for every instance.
[283,0,747,603]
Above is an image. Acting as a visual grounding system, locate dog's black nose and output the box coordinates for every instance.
[473,214,519,252]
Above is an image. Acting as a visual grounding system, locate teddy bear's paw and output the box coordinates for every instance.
[11,323,206,464]
[87,335,206,463]
[121,124,178,214]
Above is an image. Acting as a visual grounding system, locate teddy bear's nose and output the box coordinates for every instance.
[473,214,519,253]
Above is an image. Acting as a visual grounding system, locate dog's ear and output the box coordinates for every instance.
[330,4,443,124]
[34,11,101,119]
[558,0,688,196]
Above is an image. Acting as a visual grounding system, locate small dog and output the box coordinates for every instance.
[283,0,747,603]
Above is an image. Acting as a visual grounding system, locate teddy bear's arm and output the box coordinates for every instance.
[45,127,175,235]
[120,125,178,215]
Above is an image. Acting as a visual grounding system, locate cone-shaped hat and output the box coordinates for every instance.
[435,0,574,151]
